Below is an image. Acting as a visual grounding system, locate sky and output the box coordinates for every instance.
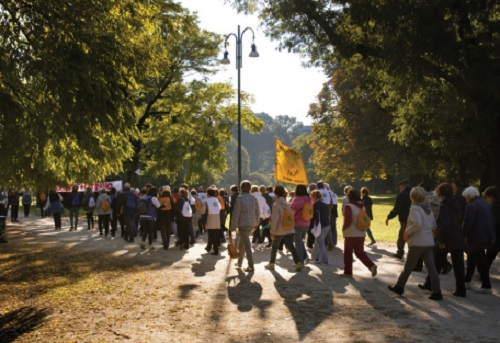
[178,0,327,125]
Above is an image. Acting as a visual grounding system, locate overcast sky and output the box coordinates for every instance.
[178,0,327,125]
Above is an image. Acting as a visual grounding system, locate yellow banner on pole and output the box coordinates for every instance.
[274,139,309,185]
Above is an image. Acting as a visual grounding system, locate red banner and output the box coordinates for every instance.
[56,181,123,193]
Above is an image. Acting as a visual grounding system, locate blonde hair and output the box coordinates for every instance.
[410,186,426,203]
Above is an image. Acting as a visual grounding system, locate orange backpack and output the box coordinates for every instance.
[282,207,295,230]
[195,198,202,211]
[301,201,313,221]
[159,196,172,211]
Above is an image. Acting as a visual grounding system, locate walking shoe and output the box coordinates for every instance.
[99,232,103,236]
[340,273,353,278]
[140,242,146,250]
[429,292,443,301]
[453,290,466,297]
[474,288,493,294]
[211,252,219,256]
[244,266,254,273]
[371,265,378,277]
[418,283,431,291]
[442,263,453,275]
[304,258,311,264]
[465,282,473,290]
[265,263,275,270]
[234,263,242,269]
[392,253,404,259]
[388,285,404,295]
[368,240,376,245]
[295,262,304,272]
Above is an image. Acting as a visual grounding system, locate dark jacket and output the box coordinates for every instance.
[175,197,192,222]
[437,197,464,250]
[463,197,496,248]
[387,186,411,223]
[362,195,374,220]
[310,201,330,229]
[120,190,137,217]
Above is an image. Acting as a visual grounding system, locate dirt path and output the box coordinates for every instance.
[0,216,499,342]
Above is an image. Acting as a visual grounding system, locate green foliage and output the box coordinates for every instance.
[230,0,500,186]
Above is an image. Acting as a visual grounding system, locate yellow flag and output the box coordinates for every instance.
[274,139,309,185]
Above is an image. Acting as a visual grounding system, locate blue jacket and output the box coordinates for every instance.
[463,197,496,245]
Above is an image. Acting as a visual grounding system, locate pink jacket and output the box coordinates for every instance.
[290,195,312,227]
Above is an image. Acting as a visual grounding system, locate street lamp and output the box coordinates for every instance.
[221,25,259,185]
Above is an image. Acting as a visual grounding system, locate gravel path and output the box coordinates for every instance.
[0,216,499,342]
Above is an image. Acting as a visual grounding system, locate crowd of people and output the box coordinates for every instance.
[2,178,499,301]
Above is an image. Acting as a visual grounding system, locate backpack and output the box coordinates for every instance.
[137,198,149,215]
[182,199,193,217]
[194,198,202,211]
[301,201,314,221]
[282,207,295,230]
[101,198,110,212]
[88,196,95,208]
[71,192,80,207]
[40,192,46,202]
[126,193,138,209]
[262,203,271,219]
[159,196,172,211]
[356,207,371,231]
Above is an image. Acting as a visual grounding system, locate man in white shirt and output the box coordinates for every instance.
[317,181,334,250]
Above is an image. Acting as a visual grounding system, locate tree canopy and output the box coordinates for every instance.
[228,0,500,187]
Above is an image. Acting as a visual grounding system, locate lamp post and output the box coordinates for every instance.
[221,25,259,185]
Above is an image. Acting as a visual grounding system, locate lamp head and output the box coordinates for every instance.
[249,43,259,58]
[221,51,230,64]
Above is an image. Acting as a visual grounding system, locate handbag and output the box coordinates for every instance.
[311,210,322,238]
[227,231,239,259]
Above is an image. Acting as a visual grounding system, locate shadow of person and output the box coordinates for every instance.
[270,268,334,340]
[191,253,224,277]
[226,269,271,315]
[0,306,50,343]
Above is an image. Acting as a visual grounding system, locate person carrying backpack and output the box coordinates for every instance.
[290,184,312,264]
[120,183,138,242]
[68,184,81,231]
[342,188,378,278]
[95,188,112,236]
[82,187,95,230]
[265,185,303,272]
[174,188,193,250]
[139,187,161,250]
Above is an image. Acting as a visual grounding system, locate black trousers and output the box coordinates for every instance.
[425,248,465,293]
[53,213,61,229]
[86,212,94,229]
[11,204,19,221]
[141,220,155,246]
[158,211,171,248]
[23,204,30,217]
[98,214,110,235]
[465,249,492,289]
[206,229,220,253]
[177,220,190,248]
[111,214,124,236]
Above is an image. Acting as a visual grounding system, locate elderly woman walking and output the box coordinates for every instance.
[463,186,496,294]
[203,187,222,255]
[388,186,442,300]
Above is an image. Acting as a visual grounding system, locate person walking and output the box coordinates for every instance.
[21,191,32,217]
[95,189,112,237]
[230,180,260,273]
[203,187,222,255]
[463,186,496,294]
[419,183,466,297]
[175,188,193,250]
[388,186,442,300]
[361,187,376,245]
[68,184,81,231]
[290,184,311,264]
[309,190,330,266]
[120,183,138,242]
[45,190,64,230]
[82,187,95,230]
[386,179,412,259]
[483,186,500,268]
[139,187,161,250]
[342,188,378,277]
[158,188,174,249]
[265,186,303,271]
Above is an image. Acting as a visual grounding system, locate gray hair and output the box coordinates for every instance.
[124,182,131,190]
[410,186,427,203]
[462,186,480,199]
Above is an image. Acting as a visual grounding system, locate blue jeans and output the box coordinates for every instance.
[294,226,309,263]
[312,226,330,264]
